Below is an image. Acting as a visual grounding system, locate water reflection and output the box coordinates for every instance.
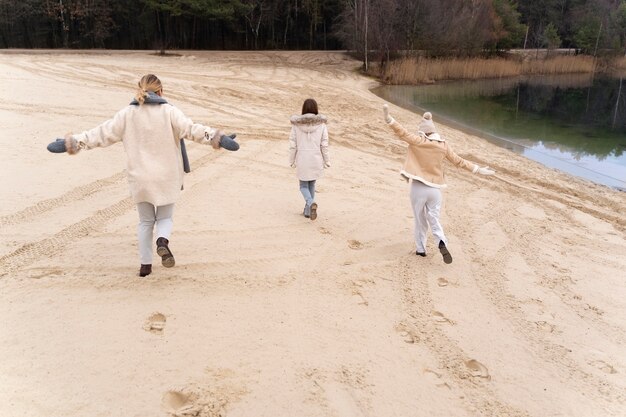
[373,75,626,189]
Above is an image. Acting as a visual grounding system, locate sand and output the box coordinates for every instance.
[0,50,625,417]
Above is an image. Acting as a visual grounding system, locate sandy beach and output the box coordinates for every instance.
[0,50,625,417]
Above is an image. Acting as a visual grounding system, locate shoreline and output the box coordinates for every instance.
[1,50,625,417]
[372,83,626,191]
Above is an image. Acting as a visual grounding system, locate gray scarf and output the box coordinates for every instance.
[129,91,168,105]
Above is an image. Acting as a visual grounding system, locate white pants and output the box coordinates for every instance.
[409,180,447,253]
[137,202,174,264]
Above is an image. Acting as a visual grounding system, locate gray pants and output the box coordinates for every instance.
[409,180,447,253]
[137,202,174,264]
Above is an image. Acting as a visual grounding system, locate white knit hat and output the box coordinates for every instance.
[418,112,437,134]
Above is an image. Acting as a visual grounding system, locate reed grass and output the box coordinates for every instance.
[379,55,597,85]
[521,55,595,74]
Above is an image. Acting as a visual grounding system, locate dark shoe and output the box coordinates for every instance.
[416,251,426,257]
[303,204,310,218]
[139,264,152,277]
[438,241,452,264]
[309,202,318,220]
[156,237,175,268]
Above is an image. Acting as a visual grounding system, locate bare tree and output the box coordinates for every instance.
[370,0,401,66]
[243,0,266,49]
[44,0,69,47]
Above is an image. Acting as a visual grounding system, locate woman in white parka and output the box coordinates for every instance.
[288,98,330,220]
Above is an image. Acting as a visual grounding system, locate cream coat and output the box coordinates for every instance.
[387,118,478,188]
[288,114,330,181]
[71,103,216,206]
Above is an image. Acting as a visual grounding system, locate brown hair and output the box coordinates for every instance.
[301,98,318,115]
[135,74,163,105]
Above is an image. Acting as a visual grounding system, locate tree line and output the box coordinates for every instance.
[1,0,625,57]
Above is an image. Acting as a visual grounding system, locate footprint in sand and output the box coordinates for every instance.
[423,369,451,389]
[465,359,490,380]
[162,390,195,415]
[535,321,556,333]
[348,240,363,250]
[352,289,369,306]
[437,277,460,287]
[28,268,63,279]
[431,310,454,324]
[590,360,618,374]
[398,330,416,344]
[144,312,166,334]
[318,227,332,235]
[396,325,417,344]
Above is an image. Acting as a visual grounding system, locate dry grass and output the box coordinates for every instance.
[521,56,595,75]
[380,55,597,85]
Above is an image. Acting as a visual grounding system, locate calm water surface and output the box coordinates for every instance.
[374,74,626,190]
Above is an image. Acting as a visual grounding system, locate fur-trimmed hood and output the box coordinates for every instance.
[290,113,327,134]
[290,113,327,125]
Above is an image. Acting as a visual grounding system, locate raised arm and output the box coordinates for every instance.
[382,104,424,146]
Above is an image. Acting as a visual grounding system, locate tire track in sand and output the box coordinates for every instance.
[0,150,225,278]
[397,258,530,417]
[0,196,134,277]
[0,171,126,227]
[456,177,626,348]
[444,177,625,411]
[468,219,626,407]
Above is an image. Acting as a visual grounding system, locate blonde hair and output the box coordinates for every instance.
[135,74,162,105]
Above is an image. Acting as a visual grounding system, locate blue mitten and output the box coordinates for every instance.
[47,138,67,153]
[220,133,239,151]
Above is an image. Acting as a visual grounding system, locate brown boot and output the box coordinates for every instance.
[156,237,175,268]
[309,202,318,220]
[438,241,452,264]
[139,264,152,277]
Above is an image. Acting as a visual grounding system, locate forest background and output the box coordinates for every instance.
[2,0,626,60]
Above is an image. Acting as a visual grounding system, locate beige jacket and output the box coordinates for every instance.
[71,103,217,206]
[387,118,478,188]
[288,114,330,181]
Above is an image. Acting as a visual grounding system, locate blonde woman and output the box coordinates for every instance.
[48,74,236,277]
[382,104,495,264]
[288,98,330,220]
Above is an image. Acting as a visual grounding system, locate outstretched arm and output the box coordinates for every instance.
[170,106,224,149]
[445,146,495,176]
[63,108,127,154]
[382,104,424,146]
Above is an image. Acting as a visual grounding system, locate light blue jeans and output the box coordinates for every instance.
[299,180,316,211]
[137,202,174,264]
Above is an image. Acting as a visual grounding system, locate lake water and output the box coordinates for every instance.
[373,74,626,190]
